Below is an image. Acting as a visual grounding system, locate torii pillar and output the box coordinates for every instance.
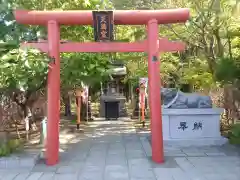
[148,34,186,162]
[47,21,60,165]
[14,9,189,165]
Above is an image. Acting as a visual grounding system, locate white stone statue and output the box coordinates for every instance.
[161,88,212,108]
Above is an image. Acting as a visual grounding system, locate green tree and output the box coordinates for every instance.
[111,0,239,91]
[0,0,115,116]
[0,44,49,126]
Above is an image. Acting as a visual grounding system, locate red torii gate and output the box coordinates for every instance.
[14,9,189,165]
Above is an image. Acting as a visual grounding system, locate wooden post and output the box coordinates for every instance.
[76,89,82,129]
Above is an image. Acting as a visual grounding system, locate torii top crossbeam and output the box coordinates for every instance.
[14,8,189,25]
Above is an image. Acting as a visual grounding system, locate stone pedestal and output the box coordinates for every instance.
[99,95,127,118]
[162,108,228,146]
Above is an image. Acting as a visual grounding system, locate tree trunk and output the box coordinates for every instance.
[21,104,36,131]
[63,95,71,117]
[223,84,239,125]
[0,131,9,145]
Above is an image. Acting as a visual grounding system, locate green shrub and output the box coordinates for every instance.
[0,143,11,156]
[228,124,240,145]
[7,139,22,151]
[0,139,22,157]
[215,57,240,84]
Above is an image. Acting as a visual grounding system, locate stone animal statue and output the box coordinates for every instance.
[161,88,212,108]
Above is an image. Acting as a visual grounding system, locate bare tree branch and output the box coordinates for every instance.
[164,24,204,49]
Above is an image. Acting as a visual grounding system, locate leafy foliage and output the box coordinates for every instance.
[0,138,23,157]
[0,46,49,92]
[0,0,239,96]
[215,57,240,84]
[228,123,240,144]
[1,0,114,94]
[61,53,111,89]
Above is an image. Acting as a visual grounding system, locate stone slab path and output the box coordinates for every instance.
[0,118,239,180]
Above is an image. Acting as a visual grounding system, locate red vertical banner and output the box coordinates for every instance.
[139,83,146,125]
[139,78,148,126]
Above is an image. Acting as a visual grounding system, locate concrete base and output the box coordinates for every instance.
[163,137,228,147]
[161,108,226,145]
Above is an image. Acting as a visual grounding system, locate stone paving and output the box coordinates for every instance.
[0,118,239,180]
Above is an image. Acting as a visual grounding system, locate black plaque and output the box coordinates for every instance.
[92,11,114,42]
[152,55,158,62]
